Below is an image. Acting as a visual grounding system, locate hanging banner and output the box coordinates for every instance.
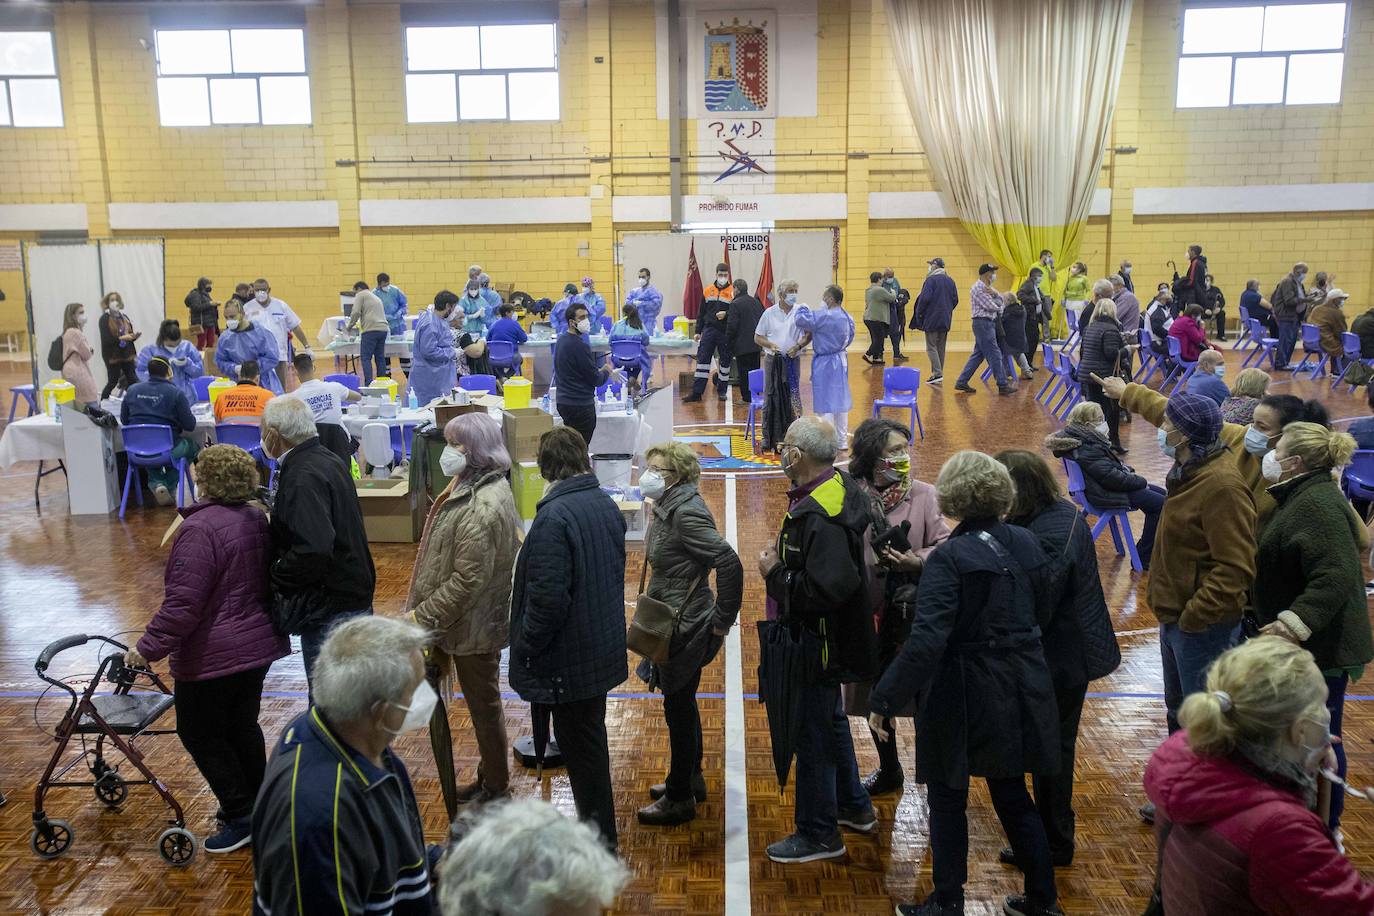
[692,12,777,119]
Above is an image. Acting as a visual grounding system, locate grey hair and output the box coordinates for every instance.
[438,799,629,916]
[468,264,483,276]
[262,396,319,446]
[1092,278,1115,299]
[935,450,1014,520]
[478,273,491,285]
[1109,273,1125,287]
[777,277,799,295]
[312,616,429,723]
[1066,400,1105,426]
[786,416,837,463]
[1198,349,1224,368]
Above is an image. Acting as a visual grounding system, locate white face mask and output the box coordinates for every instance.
[468,290,480,298]
[77,314,87,328]
[576,318,592,334]
[989,274,998,284]
[784,293,797,306]
[638,276,648,287]
[254,290,269,304]
[384,680,438,736]
[1122,266,1132,274]
[581,286,592,296]
[109,299,122,310]
[225,318,241,331]
[1094,421,1109,438]
[639,469,669,500]
[1261,449,1289,483]
[439,446,467,477]
[716,275,729,286]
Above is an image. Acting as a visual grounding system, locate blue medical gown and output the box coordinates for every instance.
[794,305,853,413]
[583,292,607,326]
[609,320,653,377]
[551,294,583,335]
[480,288,502,326]
[459,294,486,336]
[410,309,457,404]
[136,340,204,402]
[625,285,663,332]
[215,325,282,394]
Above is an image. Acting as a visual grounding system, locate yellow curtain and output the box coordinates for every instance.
[884,0,1132,339]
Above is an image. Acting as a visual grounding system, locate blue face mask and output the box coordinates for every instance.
[1244,426,1271,455]
[1214,366,1225,378]
[1297,272,1308,284]
[1158,427,1177,458]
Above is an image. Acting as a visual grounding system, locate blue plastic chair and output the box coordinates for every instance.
[119,424,191,519]
[1240,318,1279,370]
[662,315,677,333]
[191,376,215,404]
[1036,343,1064,404]
[325,373,361,392]
[409,316,420,331]
[1333,331,1374,391]
[1060,309,1081,354]
[599,316,613,334]
[1051,351,1082,418]
[746,368,766,450]
[1231,305,1253,351]
[388,424,416,464]
[215,423,278,488]
[1133,328,1158,382]
[1159,336,1196,393]
[1063,458,1143,572]
[1343,450,1374,502]
[979,352,1019,386]
[871,366,923,439]
[1293,323,1330,378]
[8,384,37,422]
[609,338,650,386]
[487,340,521,378]
[459,374,498,395]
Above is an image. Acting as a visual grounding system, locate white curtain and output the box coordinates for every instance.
[884,0,1132,327]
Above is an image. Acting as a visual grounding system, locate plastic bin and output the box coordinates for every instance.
[504,377,532,409]
[207,377,235,406]
[42,379,75,414]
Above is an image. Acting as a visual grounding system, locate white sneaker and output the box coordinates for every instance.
[152,485,173,507]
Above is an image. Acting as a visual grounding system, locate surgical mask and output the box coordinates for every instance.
[468,290,480,298]
[784,293,797,306]
[1214,366,1225,378]
[875,455,910,486]
[581,285,592,296]
[639,470,668,500]
[1157,427,1177,458]
[1297,272,1307,284]
[77,314,87,328]
[255,290,269,304]
[385,680,438,736]
[439,446,467,478]
[225,318,241,331]
[638,277,648,287]
[1298,716,1333,773]
[1122,266,1132,274]
[717,275,729,286]
[989,274,998,284]
[576,318,591,334]
[1262,449,1288,483]
[1244,426,1271,455]
[109,299,122,310]
[1094,421,1110,438]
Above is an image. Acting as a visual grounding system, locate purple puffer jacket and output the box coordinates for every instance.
[138,501,289,682]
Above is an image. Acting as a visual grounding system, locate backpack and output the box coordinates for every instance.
[47,335,64,372]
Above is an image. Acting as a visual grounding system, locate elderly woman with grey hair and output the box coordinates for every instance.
[406,412,522,806]
[439,798,628,916]
[251,615,437,914]
[869,451,1062,916]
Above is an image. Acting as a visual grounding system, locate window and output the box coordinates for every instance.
[1176,3,1347,108]
[403,23,559,123]
[154,28,310,126]
[0,31,63,127]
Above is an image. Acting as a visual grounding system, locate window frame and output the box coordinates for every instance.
[0,28,63,129]
[1175,1,1350,109]
[401,22,560,124]
[153,26,311,127]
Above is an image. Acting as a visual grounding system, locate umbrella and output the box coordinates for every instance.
[425,652,459,822]
[756,618,824,789]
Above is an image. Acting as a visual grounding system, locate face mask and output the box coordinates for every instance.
[225,318,241,331]
[167,331,181,344]
[875,454,910,486]
[1298,716,1333,773]
[990,274,998,284]
[204,286,212,294]
[1094,421,1110,438]
[717,275,729,286]
[1213,366,1225,378]
[639,470,668,500]
[1157,427,1177,459]
[439,446,467,477]
[109,300,122,310]
[1262,449,1287,483]
[638,277,648,287]
[1123,266,1132,274]
[1297,272,1307,284]
[581,286,592,296]
[255,290,269,304]
[784,293,797,306]
[1244,426,1271,455]
[384,680,438,736]
[77,314,87,328]
[816,301,829,312]
[468,290,480,298]
[576,318,592,334]
[779,444,800,479]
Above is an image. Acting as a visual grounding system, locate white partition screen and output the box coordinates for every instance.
[25,239,166,390]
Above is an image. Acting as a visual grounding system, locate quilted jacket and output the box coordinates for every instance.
[137,501,289,681]
[509,474,628,704]
[409,470,522,657]
[1045,424,1147,511]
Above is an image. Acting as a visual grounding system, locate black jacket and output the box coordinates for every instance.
[184,288,218,329]
[99,311,136,363]
[1078,314,1125,378]
[725,293,765,356]
[1352,310,1374,359]
[1173,254,1208,306]
[510,474,628,704]
[1045,423,1147,510]
[269,439,376,632]
[553,331,609,407]
[870,520,1059,784]
[1015,500,1121,688]
[764,469,878,684]
[1002,297,1029,353]
[911,271,958,332]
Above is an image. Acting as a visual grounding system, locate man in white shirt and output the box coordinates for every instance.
[289,353,360,464]
[248,278,311,384]
[753,279,812,451]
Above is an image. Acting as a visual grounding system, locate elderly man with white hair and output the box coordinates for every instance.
[1185,348,1231,406]
[251,616,437,916]
[261,397,375,688]
[759,416,878,864]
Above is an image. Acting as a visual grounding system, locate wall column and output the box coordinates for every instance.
[587,0,616,305]
[322,0,361,282]
[59,4,110,237]
[844,0,874,300]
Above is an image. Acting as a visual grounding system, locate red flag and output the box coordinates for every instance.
[757,236,775,306]
[723,234,731,278]
[682,237,703,320]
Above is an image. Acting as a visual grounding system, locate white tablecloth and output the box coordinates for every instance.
[0,411,219,470]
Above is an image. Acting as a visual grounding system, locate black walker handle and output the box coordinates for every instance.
[35,635,90,672]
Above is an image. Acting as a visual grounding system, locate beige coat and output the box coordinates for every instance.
[408,470,522,656]
[347,288,391,335]
[62,328,99,404]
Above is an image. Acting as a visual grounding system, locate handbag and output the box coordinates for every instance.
[626,549,705,665]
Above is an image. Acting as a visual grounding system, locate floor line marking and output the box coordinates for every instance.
[723,470,750,916]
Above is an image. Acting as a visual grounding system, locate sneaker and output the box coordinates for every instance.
[152,484,173,507]
[896,895,964,915]
[997,385,1018,395]
[650,772,707,803]
[204,818,252,854]
[765,831,846,864]
[928,374,943,384]
[998,845,1074,868]
[953,383,976,394]
[1138,800,1156,824]
[837,806,878,834]
[861,768,904,797]
[636,794,697,826]
[1364,580,1374,597]
[1002,895,1065,916]
[717,390,728,401]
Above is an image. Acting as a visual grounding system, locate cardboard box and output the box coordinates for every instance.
[501,407,554,463]
[433,402,486,429]
[510,461,544,520]
[355,477,423,543]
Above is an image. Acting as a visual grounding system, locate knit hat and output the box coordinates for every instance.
[1165,392,1223,447]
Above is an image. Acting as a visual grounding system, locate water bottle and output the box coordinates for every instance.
[52,397,62,423]
[540,392,550,413]
[407,387,418,409]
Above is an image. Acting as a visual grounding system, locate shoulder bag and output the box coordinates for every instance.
[627,548,705,665]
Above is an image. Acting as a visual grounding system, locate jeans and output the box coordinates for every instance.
[928,775,1057,908]
[733,351,761,404]
[301,608,372,692]
[1031,682,1088,859]
[1160,620,1237,733]
[955,318,1009,388]
[1276,318,1300,368]
[1327,672,1349,830]
[174,665,270,822]
[794,681,870,842]
[1127,484,1167,567]
[452,650,510,793]
[550,694,618,849]
[692,326,732,395]
[663,666,704,802]
[359,330,388,385]
[924,329,948,376]
[557,402,597,449]
[864,320,889,359]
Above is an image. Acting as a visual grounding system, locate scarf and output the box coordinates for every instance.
[878,475,912,513]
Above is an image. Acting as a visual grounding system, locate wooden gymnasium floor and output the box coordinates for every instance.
[0,341,1372,915]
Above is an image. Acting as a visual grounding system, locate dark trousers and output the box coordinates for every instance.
[174,665,270,822]
[557,402,597,449]
[1213,310,1227,339]
[929,775,1057,908]
[1081,378,1121,447]
[1277,318,1300,368]
[301,608,372,693]
[359,330,388,385]
[101,360,138,399]
[1327,672,1349,830]
[864,320,889,359]
[1127,484,1166,567]
[551,694,618,849]
[692,326,732,395]
[1026,311,1042,366]
[1031,682,1088,859]
[888,322,904,358]
[663,666,704,802]
[733,351,761,404]
[868,718,902,775]
[794,680,870,842]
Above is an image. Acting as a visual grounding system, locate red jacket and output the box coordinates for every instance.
[1144,731,1374,915]
[138,501,289,682]
[1168,315,1211,362]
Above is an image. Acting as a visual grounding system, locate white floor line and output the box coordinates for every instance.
[723,470,751,915]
